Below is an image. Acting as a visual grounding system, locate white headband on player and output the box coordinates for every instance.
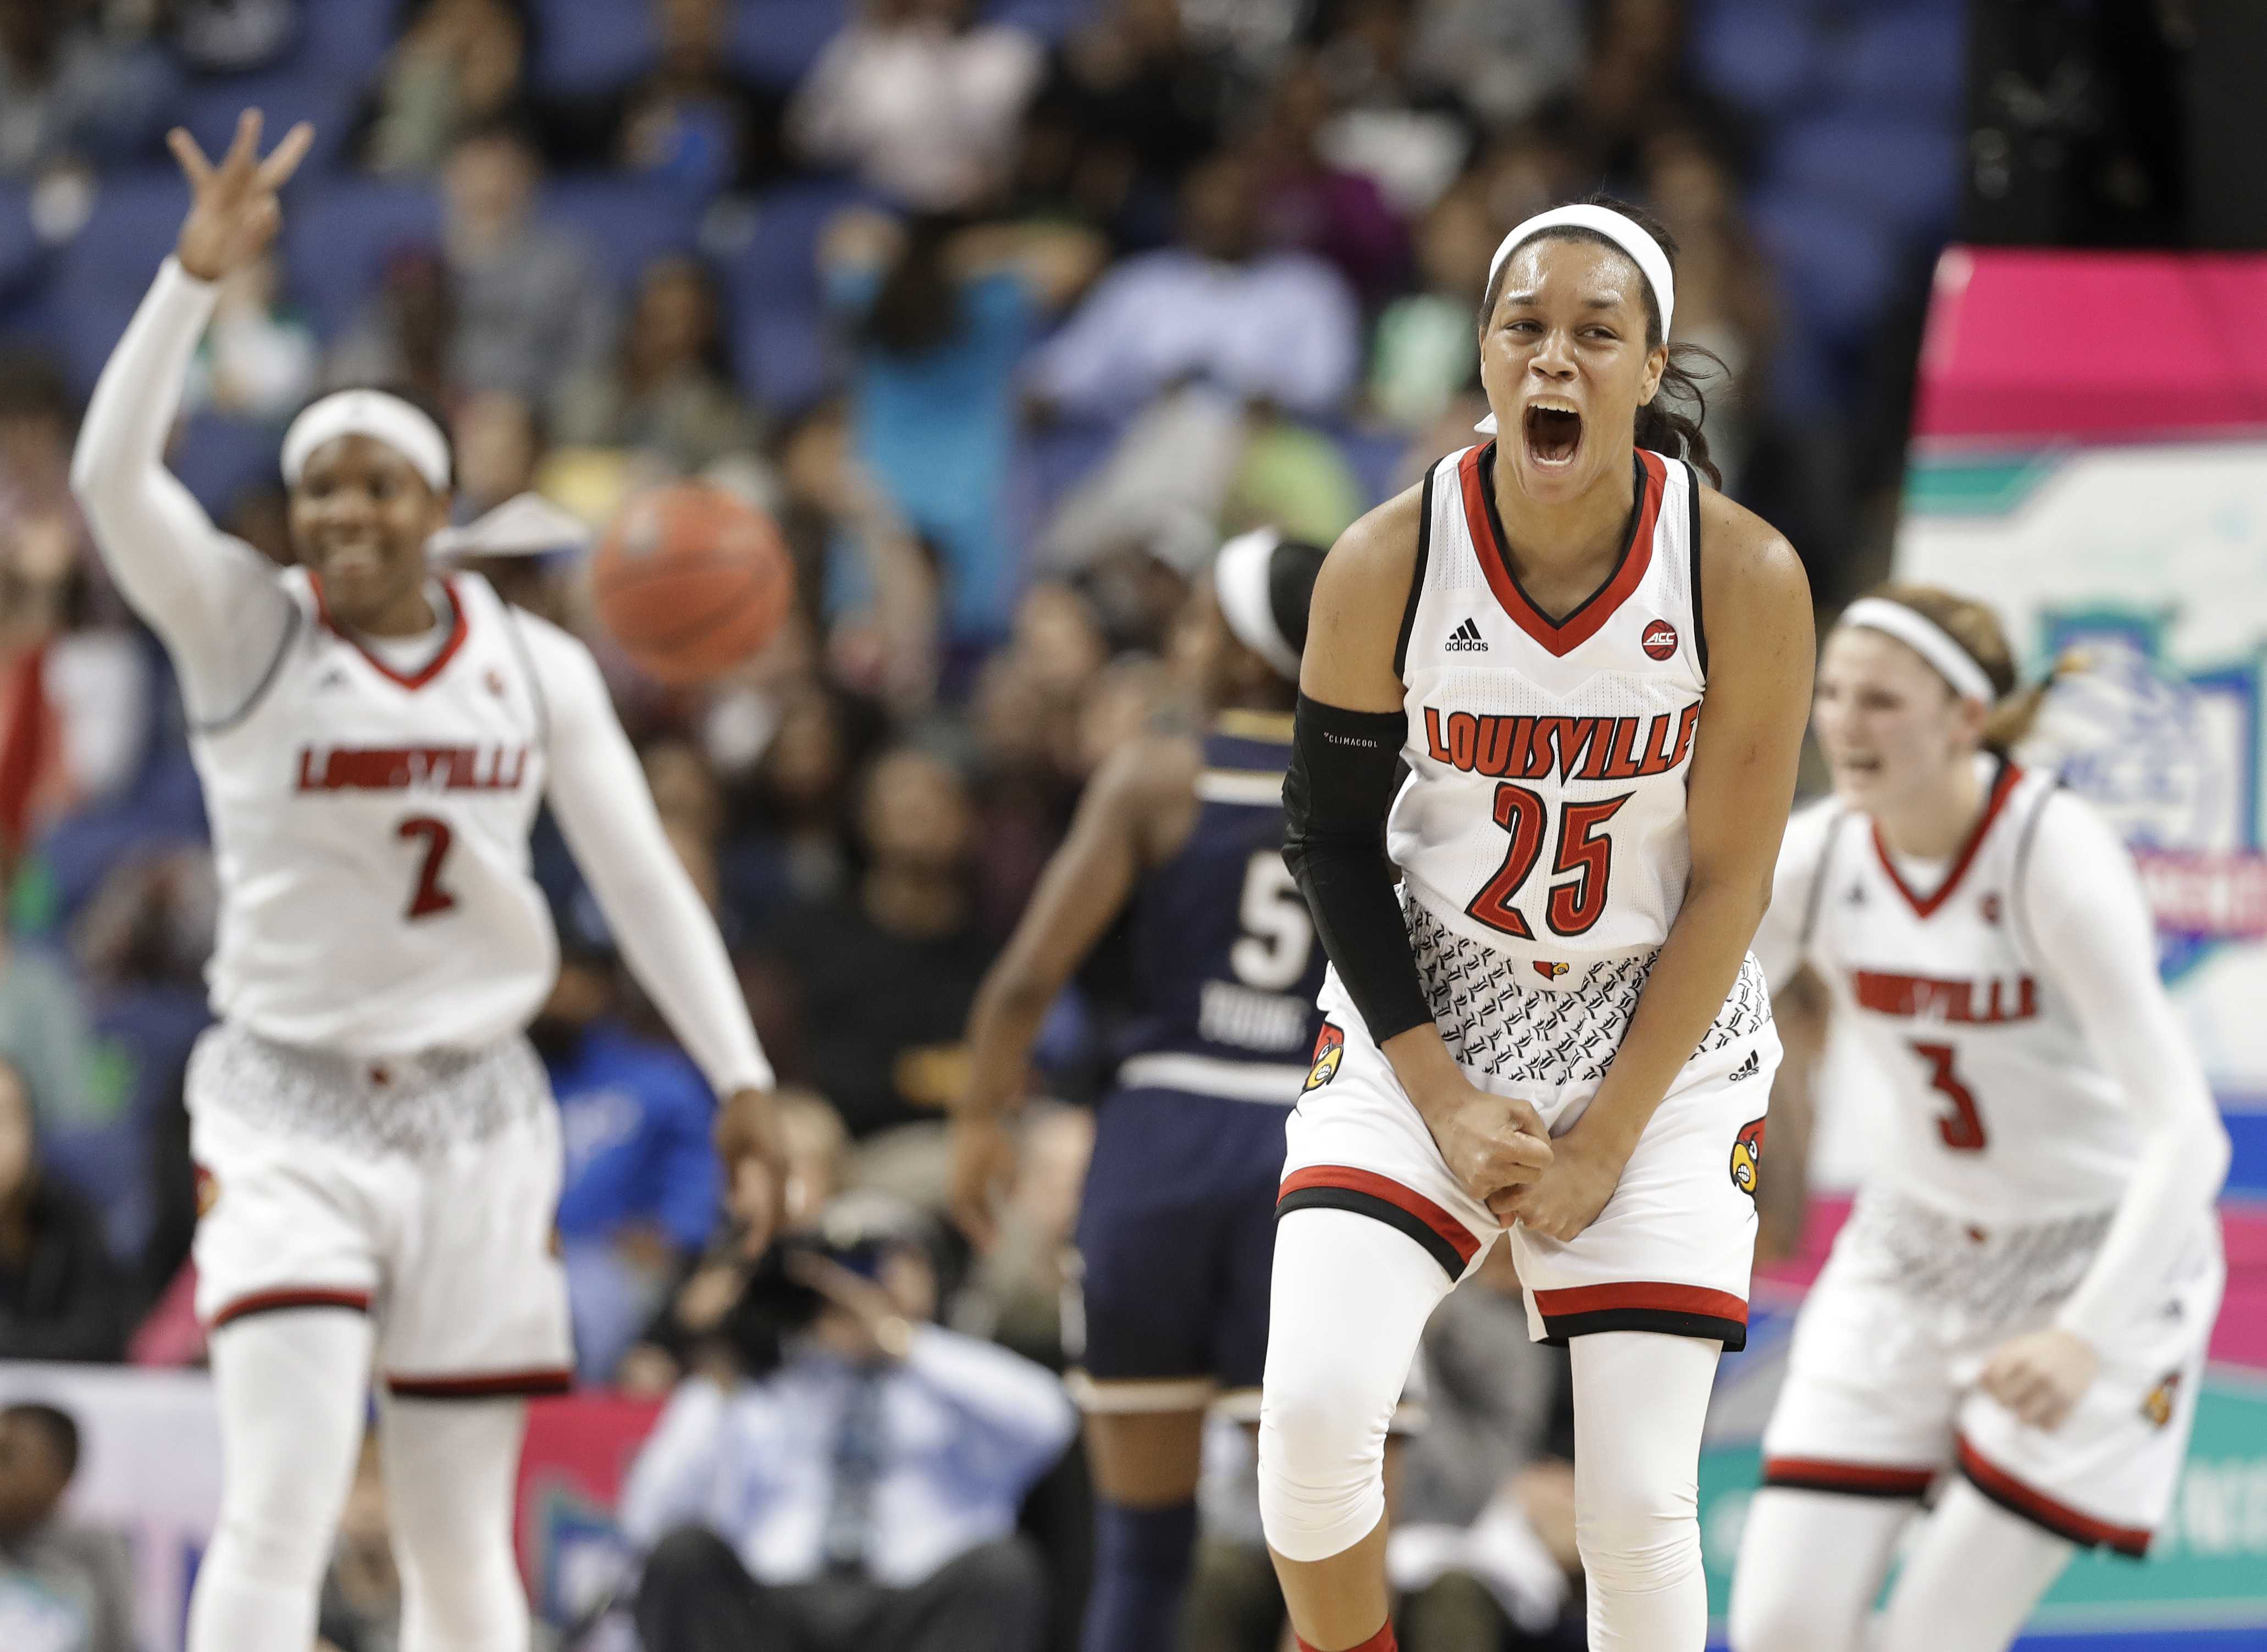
[281,389,452,492]
[1214,527,1301,683]
[1475,204,1677,436]
[1840,597,1998,706]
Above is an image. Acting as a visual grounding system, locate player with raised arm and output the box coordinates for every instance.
[69,112,786,1652]
[1260,197,1813,1652]
[1727,589,2229,1652]
[949,529,1328,1652]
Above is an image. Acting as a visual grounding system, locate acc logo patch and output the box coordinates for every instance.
[1533,960,1569,981]
[1641,619,1679,661]
[2141,1370,2182,1429]
[1729,1117,1766,1198]
[193,1164,220,1219]
[1304,1023,1346,1092]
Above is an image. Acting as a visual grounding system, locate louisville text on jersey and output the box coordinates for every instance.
[1420,703,1700,782]
[295,744,533,793]
[1850,968,2038,1025]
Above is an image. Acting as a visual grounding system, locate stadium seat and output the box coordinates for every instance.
[169,412,286,518]
[722,178,868,409]
[1689,0,1824,119]
[1833,12,1966,119]
[1747,190,1900,347]
[179,68,363,178]
[541,176,707,297]
[52,170,192,394]
[292,0,395,75]
[529,0,655,97]
[281,180,444,340]
[730,0,850,89]
[1767,117,1962,242]
[0,182,39,306]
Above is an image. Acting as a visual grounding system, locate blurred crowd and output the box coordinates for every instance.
[0,0,1961,1647]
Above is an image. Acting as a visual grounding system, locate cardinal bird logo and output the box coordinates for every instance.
[2141,1371,2182,1429]
[1304,1023,1346,1093]
[1729,1117,1766,1198]
[1534,960,1569,981]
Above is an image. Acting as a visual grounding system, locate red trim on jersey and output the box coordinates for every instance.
[309,573,472,691]
[1529,1279,1749,1323]
[1956,1437,2152,1556]
[1458,444,1665,657]
[209,1287,372,1329]
[1762,1456,1937,1498]
[1278,1166,1483,1267]
[385,1366,576,1400]
[1871,761,2025,919]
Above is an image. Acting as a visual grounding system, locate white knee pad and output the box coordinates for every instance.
[1256,1208,1457,1564]
[380,1396,533,1652]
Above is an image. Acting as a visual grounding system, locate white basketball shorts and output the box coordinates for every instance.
[1759,1194,2222,1554]
[187,1022,574,1397]
[1280,955,1778,1349]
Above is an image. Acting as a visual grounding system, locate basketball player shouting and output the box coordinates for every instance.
[1262,198,1812,1652]
[70,113,784,1652]
[1728,589,2228,1652]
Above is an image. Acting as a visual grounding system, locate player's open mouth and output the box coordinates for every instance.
[1524,404,1583,468]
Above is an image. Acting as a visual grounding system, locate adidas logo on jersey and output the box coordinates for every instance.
[1728,1049,1761,1081]
[1445,618,1489,652]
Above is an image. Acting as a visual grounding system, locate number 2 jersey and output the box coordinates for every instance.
[192,568,558,1056]
[1114,712,1326,1103]
[1760,759,2144,1226]
[1375,441,1766,1113]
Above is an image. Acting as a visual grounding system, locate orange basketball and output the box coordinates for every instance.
[592,483,795,685]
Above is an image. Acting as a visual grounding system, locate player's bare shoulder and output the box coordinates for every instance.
[1695,485,1812,670]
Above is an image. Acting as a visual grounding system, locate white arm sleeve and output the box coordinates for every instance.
[2018,794,2231,1343]
[1753,798,1840,993]
[68,257,295,723]
[518,615,774,1096]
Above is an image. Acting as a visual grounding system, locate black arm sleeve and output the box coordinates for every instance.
[1282,692,1436,1046]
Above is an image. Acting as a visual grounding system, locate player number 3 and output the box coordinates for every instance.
[1909,1040,1988,1151]
[397,815,458,920]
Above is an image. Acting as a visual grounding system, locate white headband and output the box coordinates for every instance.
[1214,528,1301,683]
[1475,204,1677,436]
[1839,597,1998,705]
[281,390,452,492]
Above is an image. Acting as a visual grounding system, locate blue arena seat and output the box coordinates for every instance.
[1688,0,1824,119]
[52,170,192,394]
[169,411,287,518]
[179,68,363,178]
[1768,117,1962,242]
[1747,190,1899,348]
[529,0,655,96]
[541,177,707,297]
[281,180,444,340]
[0,182,40,306]
[294,0,395,74]
[1833,12,1966,119]
[730,0,850,89]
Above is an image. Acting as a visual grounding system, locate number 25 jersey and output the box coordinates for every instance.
[1389,442,1707,974]
[191,569,557,1056]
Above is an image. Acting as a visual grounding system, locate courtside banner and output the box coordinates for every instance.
[1892,248,2267,1123]
[0,1364,664,1652]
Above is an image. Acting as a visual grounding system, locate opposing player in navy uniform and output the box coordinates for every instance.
[950,529,1329,1652]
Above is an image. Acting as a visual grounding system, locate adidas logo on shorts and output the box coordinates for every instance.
[1729,1049,1761,1081]
[1445,618,1489,652]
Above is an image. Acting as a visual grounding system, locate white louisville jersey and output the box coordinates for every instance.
[1389,442,1707,974]
[191,569,557,1056]
[1784,762,2142,1223]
